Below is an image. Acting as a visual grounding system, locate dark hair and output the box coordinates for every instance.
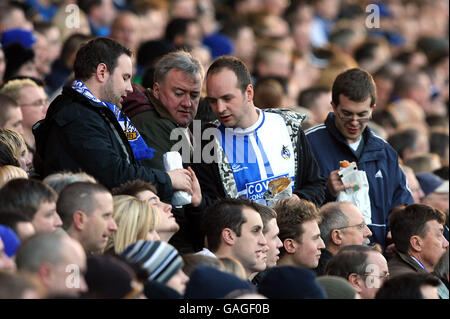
[375,273,440,299]
[331,68,376,108]
[0,178,57,219]
[389,204,445,254]
[111,179,158,196]
[60,33,92,65]
[254,203,277,235]
[73,37,132,81]
[325,245,378,279]
[182,253,223,277]
[201,198,259,252]
[297,86,330,109]
[274,198,321,257]
[165,18,195,43]
[57,181,110,230]
[0,212,31,235]
[430,130,449,160]
[207,56,251,93]
[387,128,423,160]
[433,166,449,180]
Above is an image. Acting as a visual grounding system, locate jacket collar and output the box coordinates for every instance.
[144,88,178,124]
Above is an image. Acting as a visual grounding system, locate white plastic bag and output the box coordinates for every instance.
[336,163,372,224]
[163,151,192,207]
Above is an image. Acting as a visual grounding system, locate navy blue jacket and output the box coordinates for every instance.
[305,113,413,249]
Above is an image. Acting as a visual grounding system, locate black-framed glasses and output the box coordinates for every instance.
[335,110,372,124]
[335,222,367,232]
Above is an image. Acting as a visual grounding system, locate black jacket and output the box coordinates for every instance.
[33,86,173,199]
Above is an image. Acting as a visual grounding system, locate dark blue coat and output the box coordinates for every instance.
[305,113,413,249]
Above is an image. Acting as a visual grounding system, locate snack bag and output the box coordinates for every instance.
[336,161,372,224]
[264,176,293,208]
[163,151,192,207]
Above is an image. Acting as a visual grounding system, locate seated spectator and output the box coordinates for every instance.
[416,173,449,215]
[0,93,24,136]
[274,198,325,269]
[401,165,425,203]
[325,245,389,299]
[56,182,117,254]
[316,275,358,299]
[432,250,449,299]
[0,271,46,299]
[404,153,442,174]
[112,180,179,243]
[388,127,430,162]
[201,198,267,279]
[375,273,440,299]
[104,195,160,255]
[315,201,372,276]
[0,212,35,242]
[0,165,28,188]
[0,128,32,174]
[297,86,331,124]
[15,233,88,297]
[43,171,97,195]
[429,128,449,166]
[121,240,189,296]
[0,142,20,167]
[218,256,247,280]
[253,77,287,109]
[388,204,448,277]
[0,178,61,233]
[181,253,223,277]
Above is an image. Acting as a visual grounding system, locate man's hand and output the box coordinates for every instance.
[167,168,193,194]
[187,166,202,207]
[327,169,355,197]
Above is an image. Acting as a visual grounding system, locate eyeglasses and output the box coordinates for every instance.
[363,272,390,280]
[20,99,48,109]
[335,110,372,124]
[335,222,367,232]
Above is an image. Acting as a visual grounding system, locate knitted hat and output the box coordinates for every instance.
[121,240,183,284]
[0,225,21,257]
[83,255,142,299]
[316,276,357,299]
[1,29,37,49]
[416,173,449,196]
[184,265,255,299]
[3,42,35,81]
[258,266,327,299]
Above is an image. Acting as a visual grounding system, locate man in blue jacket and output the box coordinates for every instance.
[305,68,413,249]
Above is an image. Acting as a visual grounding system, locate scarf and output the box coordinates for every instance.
[72,80,154,162]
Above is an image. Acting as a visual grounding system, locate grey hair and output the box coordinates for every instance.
[43,171,97,195]
[154,50,204,84]
[16,233,66,273]
[319,202,350,246]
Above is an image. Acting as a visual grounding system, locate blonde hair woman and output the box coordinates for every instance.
[0,128,31,174]
[105,195,160,255]
[0,165,28,188]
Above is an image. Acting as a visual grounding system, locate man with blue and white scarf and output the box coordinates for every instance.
[33,37,196,202]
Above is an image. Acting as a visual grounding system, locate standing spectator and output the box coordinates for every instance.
[306,68,413,249]
[32,37,192,197]
[275,198,325,269]
[56,182,117,254]
[193,55,325,207]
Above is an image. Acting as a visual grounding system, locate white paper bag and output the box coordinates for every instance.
[163,151,192,207]
[336,163,372,224]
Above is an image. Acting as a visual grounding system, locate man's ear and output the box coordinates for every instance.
[246,84,254,102]
[331,229,343,246]
[331,101,337,113]
[410,235,423,252]
[222,228,235,246]
[283,238,297,254]
[153,82,160,99]
[348,273,363,293]
[38,263,52,288]
[95,63,108,83]
[72,210,86,231]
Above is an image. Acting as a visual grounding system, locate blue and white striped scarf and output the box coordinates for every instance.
[72,80,154,162]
